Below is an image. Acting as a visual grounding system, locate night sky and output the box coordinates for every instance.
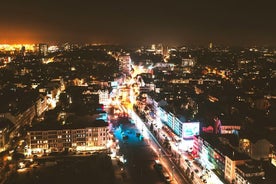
[0,0,275,46]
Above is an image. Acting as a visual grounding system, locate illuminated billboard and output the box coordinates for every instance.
[182,122,199,139]
[111,81,118,88]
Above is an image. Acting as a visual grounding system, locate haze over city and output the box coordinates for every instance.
[0,0,275,46]
[0,1,276,184]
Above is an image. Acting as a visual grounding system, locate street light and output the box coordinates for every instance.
[159,148,162,158]
[172,166,175,181]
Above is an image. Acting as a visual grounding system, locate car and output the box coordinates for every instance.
[162,172,171,183]
[122,135,129,140]
[153,160,163,171]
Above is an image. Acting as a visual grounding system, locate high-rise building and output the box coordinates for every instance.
[162,45,169,57]
[118,55,131,75]
[181,58,196,67]
[0,118,13,152]
[20,45,26,55]
[151,44,156,50]
[209,42,213,50]
[39,43,48,56]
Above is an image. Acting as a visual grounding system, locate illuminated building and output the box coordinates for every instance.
[39,78,65,107]
[158,107,199,139]
[62,43,78,51]
[181,58,195,67]
[235,161,265,184]
[151,44,156,51]
[0,56,11,68]
[67,86,110,107]
[162,45,169,57]
[0,118,13,152]
[35,95,48,117]
[239,137,272,161]
[220,125,241,134]
[155,44,164,55]
[214,116,221,134]
[48,45,59,53]
[203,120,241,135]
[38,43,48,56]
[27,119,109,153]
[98,90,109,106]
[118,55,131,75]
[209,42,213,50]
[84,89,110,106]
[225,155,248,183]
[0,90,48,129]
[0,127,7,152]
[197,134,250,183]
[145,43,165,55]
[0,44,35,52]
[192,135,199,158]
[157,106,199,151]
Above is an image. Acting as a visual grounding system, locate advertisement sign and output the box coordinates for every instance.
[111,81,118,88]
[182,122,199,139]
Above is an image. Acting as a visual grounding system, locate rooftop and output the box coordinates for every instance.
[236,160,264,174]
[0,117,14,129]
[29,115,108,131]
[200,133,250,161]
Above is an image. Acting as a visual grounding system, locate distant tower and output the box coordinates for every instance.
[162,45,168,57]
[20,46,26,55]
[151,44,156,51]
[209,42,213,50]
[39,43,48,56]
[156,44,163,54]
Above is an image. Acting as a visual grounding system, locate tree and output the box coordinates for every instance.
[191,171,194,180]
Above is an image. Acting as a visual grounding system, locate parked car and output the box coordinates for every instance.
[162,172,171,183]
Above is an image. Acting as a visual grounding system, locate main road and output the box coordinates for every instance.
[111,74,190,184]
[112,119,163,184]
[130,109,191,184]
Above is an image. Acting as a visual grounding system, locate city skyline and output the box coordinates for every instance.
[0,0,275,46]
[0,36,275,183]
